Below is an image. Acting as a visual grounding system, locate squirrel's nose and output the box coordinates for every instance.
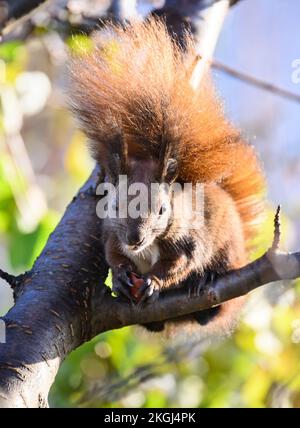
[126,230,145,247]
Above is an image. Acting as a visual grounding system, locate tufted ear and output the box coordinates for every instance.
[158,136,178,184]
[102,129,128,185]
[163,158,178,184]
[106,153,122,185]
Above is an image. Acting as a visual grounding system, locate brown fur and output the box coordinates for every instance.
[68,18,265,337]
[69,18,264,242]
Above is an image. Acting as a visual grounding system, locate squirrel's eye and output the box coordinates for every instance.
[159,203,167,216]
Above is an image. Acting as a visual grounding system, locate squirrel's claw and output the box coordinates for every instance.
[188,271,216,298]
[112,269,161,304]
[137,276,160,305]
[112,265,134,301]
[112,280,133,301]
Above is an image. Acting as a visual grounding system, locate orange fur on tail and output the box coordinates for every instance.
[69,18,265,244]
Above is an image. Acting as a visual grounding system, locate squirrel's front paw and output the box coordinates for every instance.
[133,274,161,304]
[112,264,134,301]
[112,267,161,304]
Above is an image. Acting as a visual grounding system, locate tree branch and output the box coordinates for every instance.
[0,167,106,407]
[212,60,300,104]
[0,0,48,32]
[0,269,19,289]
[92,247,300,333]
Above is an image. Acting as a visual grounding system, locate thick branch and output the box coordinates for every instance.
[92,249,300,332]
[0,167,108,407]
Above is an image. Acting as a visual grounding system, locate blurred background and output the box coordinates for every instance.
[1,0,300,408]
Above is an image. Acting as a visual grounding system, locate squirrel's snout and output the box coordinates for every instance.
[126,230,145,248]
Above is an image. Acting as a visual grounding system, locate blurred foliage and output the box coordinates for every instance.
[67,34,95,55]
[1,12,300,409]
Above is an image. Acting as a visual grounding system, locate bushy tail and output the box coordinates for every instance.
[69,18,265,243]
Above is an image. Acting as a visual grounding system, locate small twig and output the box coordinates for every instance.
[212,60,300,104]
[0,269,18,289]
[271,205,282,251]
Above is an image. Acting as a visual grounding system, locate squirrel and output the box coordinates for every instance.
[68,18,265,338]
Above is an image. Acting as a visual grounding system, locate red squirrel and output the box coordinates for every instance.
[69,19,265,337]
